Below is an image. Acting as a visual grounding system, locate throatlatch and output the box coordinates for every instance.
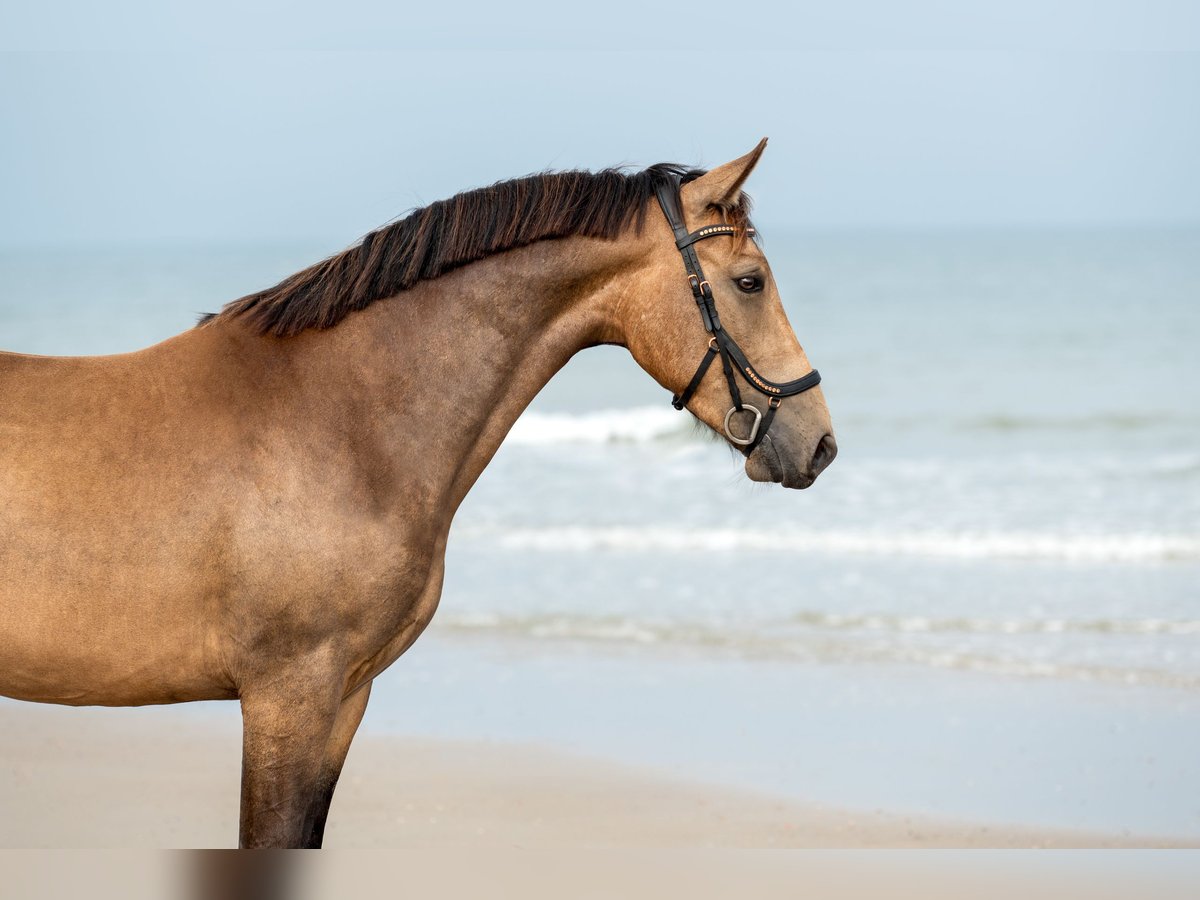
[654,176,822,453]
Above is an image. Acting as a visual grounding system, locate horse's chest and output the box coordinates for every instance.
[337,547,447,687]
[224,514,444,652]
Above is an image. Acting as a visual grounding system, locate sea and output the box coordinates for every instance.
[2,226,1198,840]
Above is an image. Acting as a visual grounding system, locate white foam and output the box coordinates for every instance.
[787,611,1200,636]
[507,406,690,445]
[461,525,1200,563]
[435,611,1200,689]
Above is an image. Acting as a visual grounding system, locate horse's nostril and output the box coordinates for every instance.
[811,433,838,476]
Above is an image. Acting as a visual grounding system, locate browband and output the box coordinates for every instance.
[675,224,738,249]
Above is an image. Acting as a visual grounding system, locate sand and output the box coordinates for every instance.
[0,701,1189,849]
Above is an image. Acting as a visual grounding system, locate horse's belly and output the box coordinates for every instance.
[0,576,235,707]
[0,624,234,707]
[0,469,236,705]
[0,619,235,707]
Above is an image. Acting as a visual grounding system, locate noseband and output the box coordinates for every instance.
[655,177,822,453]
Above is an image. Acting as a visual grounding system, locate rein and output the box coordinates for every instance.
[654,177,822,453]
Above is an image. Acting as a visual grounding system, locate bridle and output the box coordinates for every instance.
[654,176,822,454]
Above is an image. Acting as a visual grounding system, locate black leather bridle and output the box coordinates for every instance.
[655,176,822,454]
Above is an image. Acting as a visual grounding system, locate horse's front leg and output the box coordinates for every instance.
[300,679,373,848]
[237,665,346,849]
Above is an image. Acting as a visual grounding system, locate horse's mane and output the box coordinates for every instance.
[201,163,752,337]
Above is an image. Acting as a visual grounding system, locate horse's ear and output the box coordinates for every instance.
[680,138,768,223]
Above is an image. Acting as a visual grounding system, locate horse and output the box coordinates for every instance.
[0,140,836,847]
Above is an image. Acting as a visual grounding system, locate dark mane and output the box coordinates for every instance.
[203,163,752,337]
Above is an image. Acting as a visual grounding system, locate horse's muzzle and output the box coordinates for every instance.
[745,432,837,490]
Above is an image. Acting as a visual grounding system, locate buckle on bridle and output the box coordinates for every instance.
[723,404,763,446]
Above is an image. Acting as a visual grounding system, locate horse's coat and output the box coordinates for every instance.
[0,142,835,847]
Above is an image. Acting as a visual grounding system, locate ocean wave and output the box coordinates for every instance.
[507,407,690,445]
[962,412,1198,434]
[463,526,1200,563]
[787,610,1200,636]
[435,612,1200,689]
[502,406,1199,447]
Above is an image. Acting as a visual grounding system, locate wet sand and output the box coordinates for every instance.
[1,701,1187,849]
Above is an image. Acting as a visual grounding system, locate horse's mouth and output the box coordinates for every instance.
[744,436,817,490]
[782,472,815,490]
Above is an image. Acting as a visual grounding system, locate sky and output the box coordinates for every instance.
[1,4,1198,246]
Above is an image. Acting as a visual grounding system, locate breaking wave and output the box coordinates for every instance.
[963,412,1199,433]
[435,611,1200,689]
[507,407,689,445]
[503,407,1200,446]
[461,525,1200,563]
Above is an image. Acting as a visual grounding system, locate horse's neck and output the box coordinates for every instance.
[263,236,632,526]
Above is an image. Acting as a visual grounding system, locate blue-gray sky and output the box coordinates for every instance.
[2,4,1198,245]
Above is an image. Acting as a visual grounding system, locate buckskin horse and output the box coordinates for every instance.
[0,140,836,847]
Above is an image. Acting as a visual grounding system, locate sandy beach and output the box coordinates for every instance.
[0,701,1187,849]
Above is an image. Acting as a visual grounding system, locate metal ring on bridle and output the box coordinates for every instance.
[723,404,762,446]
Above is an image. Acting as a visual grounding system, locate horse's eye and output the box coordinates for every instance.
[735,276,763,294]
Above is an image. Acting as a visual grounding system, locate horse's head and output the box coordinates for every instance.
[618,140,836,489]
